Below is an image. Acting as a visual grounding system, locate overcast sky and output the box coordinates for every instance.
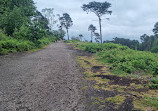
[33,0,158,41]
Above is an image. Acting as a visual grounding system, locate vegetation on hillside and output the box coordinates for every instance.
[0,0,66,55]
[67,40,158,89]
[104,22,158,53]
[66,40,158,110]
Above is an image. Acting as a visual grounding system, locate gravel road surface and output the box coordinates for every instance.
[0,42,85,111]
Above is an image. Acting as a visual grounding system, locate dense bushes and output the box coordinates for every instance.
[72,41,158,89]
[0,38,36,55]
[84,43,128,53]
[73,41,158,77]
[0,0,63,55]
[98,49,158,75]
[149,77,158,89]
[37,36,56,47]
[0,30,57,55]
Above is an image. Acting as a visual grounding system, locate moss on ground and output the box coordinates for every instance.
[106,95,126,105]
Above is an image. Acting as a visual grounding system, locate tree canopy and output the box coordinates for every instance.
[82,1,112,18]
[59,13,73,40]
[0,0,63,55]
[88,24,96,42]
[82,1,112,43]
[153,22,158,35]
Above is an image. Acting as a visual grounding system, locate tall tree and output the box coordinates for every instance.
[59,13,73,40]
[0,0,36,35]
[82,1,112,43]
[0,7,26,35]
[79,34,83,41]
[94,33,100,43]
[0,0,36,16]
[153,22,158,35]
[88,24,96,42]
[42,8,57,31]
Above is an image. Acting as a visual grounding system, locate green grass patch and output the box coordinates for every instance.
[152,77,158,84]
[143,97,158,109]
[106,95,126,105]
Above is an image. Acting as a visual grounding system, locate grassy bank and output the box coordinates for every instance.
[66,40,158,110]
[67,40,158,76]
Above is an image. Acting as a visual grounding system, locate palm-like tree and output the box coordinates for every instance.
[88,24,96,42]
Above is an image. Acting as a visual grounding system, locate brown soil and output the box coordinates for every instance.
[66,43,151,111]
[91,66,104,73]
[67,44,92,57]
[82,80,135,111]
[0,41,85,111]
[84,60,91,65]
[117,97,134,111]
[94,75,148,86]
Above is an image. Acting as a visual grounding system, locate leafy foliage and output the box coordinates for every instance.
[152,77,158,84]
[42,8,57,30]
[71,41,158,89]
[88,24,96,42]
[0,7,26,35]
[82,1,112,43]
[59,13,73,40]
[153,22,158,35]
[73,42,158,77]
[0,0,60,55]
[82,1,112,17]
[0,39,36,54]
[105,37,139,50]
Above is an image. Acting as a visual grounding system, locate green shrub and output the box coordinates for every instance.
[0,36,36,54]
[0,31,56,55]
[38,38,50,47]
[48,36,56,42]
[74,42,158,76]
[143,97,158,109]
[0,40,17,49]
[118,62,134,73]
[152,77,158,84]
[149,84,158,89]
[97,48,158,75]
[151,46,158,53]
[13,24,32,40]
[0,30,8,41]
[0,49,9,55]
[83,43,129,53]
[16,41,36,52]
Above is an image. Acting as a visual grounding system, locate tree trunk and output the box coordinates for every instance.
[66,29,69,40]
[99,17,102,43]
[91,31,93,43]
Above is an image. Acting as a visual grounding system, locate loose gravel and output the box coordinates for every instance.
[0,41,85,111]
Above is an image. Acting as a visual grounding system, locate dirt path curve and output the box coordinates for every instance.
[0,41,85,111]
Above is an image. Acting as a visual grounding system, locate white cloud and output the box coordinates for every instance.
[33,0,158,41]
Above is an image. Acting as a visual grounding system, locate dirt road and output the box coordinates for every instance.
[0,42,85,111]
